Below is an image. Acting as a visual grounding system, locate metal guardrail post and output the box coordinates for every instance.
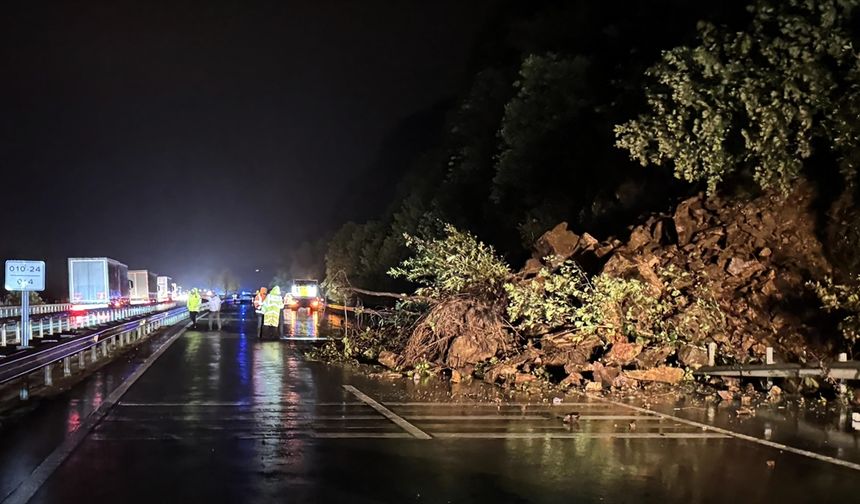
[1,324,5,347]
[44,364,52,387]
[765,347,774,388]
[78,351,85,369]
[63,357,71,377]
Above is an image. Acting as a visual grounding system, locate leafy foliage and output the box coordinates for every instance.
[809,275,860,342]
[506,261,727,346]
[615,0,860,193]
[506,260,663,342]
[504,260,590,334]
[389,223,511,299]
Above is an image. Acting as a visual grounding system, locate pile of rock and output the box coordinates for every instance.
[480,183,834,390]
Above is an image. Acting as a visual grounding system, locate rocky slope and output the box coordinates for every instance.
[508,182,835,389]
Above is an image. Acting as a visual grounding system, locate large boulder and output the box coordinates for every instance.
[624,366,685,384]
[677,344,708,369]
[534,222,580,264]
[592,362,621,387]
[604,341,643,366]
[542,334,602,369]
[377,351,399,369]
[673,196,707,246]
[635,346,674,369]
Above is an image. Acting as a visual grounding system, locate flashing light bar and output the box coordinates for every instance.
[291,285,318,298]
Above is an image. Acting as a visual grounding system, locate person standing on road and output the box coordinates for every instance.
[208,292,222,331]
[187,288,202,329]
[254,287,267,338]
[260,286,283,339]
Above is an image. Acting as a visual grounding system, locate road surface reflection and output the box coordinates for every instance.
[283,309,319,338]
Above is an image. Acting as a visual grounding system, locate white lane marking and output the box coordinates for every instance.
[3,322,192,504]
[385,402,614,407]
[342,385,431,440]
[312,432,415,439]
[102,415,390,422]
[602,398,860,472]
[404,414,660,422]
[117,401,366,407]
[407,415,550,421]
[432,432,730,439]
[575,415,663,421]
[119,401,250,407]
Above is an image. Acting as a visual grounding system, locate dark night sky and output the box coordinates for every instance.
[0,0,493,298]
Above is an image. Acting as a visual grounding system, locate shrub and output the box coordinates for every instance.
[809,275,860,342]
[506,261,727,346]
[388,223,511,299]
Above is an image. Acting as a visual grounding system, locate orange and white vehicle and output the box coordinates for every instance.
[284,279,325,312]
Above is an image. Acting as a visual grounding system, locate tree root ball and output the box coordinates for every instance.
[401,296,512,368]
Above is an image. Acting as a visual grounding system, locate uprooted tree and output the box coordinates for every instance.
[311,221,731,388]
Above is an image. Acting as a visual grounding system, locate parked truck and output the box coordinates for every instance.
[68,257,130,309]
[157,275,172,302]
[129,269,158,304]
[284,279,326,312]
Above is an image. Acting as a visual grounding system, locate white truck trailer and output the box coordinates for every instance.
[129,269,158,305]
[68,257,130,309]
[157,275,173,302]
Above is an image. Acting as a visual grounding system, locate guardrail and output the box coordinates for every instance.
[0,303,73,318]
[693,345,860,384]
[0,306,193,398]
[0,303,177,348]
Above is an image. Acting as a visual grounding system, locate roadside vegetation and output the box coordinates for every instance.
[310,0,860,401]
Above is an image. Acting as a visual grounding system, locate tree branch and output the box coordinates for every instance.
[348,287,433,303]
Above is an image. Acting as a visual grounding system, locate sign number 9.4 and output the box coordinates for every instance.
[4,260,46,292]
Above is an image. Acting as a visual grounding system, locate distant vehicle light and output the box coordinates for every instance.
[71,303,109,312]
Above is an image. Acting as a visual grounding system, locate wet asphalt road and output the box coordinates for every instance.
[1,303,860,503]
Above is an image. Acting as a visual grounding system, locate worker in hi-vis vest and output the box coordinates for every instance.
[187,288,202,329]
[260,286,283,339]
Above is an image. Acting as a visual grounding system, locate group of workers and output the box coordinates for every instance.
[253,286,287,339]
[183,285,290,338]
[185,288,223,331]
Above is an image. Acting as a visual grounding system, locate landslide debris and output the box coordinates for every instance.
[313,183,848,394]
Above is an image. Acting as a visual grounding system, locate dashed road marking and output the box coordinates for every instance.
[119,401,250,407]
[432,432,730,439]
[602,398,860,472]
[408,415,550,421]
[312,432,415,439]
[343,385,432,440]
[385,401,614,407]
